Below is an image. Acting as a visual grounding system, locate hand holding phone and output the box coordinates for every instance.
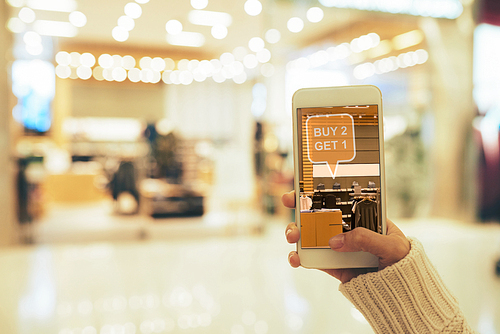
[283,191,410,283]
[292,85,387,269]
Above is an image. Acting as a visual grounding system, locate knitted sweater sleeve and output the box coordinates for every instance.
[339,238,476,333]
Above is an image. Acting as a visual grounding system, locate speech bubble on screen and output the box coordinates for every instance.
[305,114,356,179]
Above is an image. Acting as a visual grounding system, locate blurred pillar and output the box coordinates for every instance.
[0,2,17,245]
[419,8,476,219]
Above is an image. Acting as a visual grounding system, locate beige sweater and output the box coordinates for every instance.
[339,238,476,333]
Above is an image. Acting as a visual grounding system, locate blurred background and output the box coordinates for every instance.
[1,0,500,333]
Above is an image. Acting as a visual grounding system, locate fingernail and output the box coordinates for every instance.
[329,234,344,249]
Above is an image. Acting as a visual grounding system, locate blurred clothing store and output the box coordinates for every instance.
[1,0,500,333]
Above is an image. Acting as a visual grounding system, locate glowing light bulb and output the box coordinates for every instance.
[244,0,262,16]
[165,20,182,35]
[306,7,323,22]
[287,17,304,33]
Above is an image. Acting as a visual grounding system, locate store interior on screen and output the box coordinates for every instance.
[299,107,382,248]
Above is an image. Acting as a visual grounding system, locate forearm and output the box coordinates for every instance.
[339,238,476,334]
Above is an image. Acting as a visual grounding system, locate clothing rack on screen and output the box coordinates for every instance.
[350,189,381,233]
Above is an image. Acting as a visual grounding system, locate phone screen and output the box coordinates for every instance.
[297,105,382,248]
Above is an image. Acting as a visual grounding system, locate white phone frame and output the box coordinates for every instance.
[292,85,386,269]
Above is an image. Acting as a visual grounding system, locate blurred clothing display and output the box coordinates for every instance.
[353,199,378,231]
[110,161,139,213]
[299,195,312,211]
[474,108,500,221]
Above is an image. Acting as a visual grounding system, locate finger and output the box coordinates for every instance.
[386,219,406,238]
[285,222,300,243]
[329,227,410,268]
[288,251,300,268]
[329,227,391,258]
[281,191,296,209]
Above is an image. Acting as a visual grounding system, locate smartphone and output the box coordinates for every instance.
[292,85,386,269]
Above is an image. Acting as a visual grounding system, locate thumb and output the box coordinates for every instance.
[329,227,389,259]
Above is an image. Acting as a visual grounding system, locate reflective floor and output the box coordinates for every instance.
[1,211,500,334]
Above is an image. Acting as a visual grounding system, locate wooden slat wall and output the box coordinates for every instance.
[302,114,314,192]
[299,107,380,192]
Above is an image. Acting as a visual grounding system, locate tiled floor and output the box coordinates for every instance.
[1,205,500,334]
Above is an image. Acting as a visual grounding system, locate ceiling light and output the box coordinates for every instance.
[19,7,36,23]
[103,68,113,81]
[350,38,362,53]
[306,7,324,22]
[248,37,264,52]
[26,44,43,55]
[231,61,244,75]
[232,46,248,61]
[7,17,26,33]
[233,71,247,84]
[67,11,86,28]
[69,52,80,67]
[188,59,200,71]
[415,49,428,64]
[6,0,25,8]
[210,59,221,71]
[200,60,214,75]
[220,52,234,65]
[287,17,304,33]
[112,26,129,42]
[166,31,205,47]
[128,68,141,82]
[261,63,275,77]
[140,69,153,83]
[180,71,194,85]
[56,65,71,79]
[55,51,71,66]
[98,54,113,68]
[164,58,175,71]
[122,55,136,69]
[23,31,41,46]
[26,0,77,12]
[244,0,262,16]
[212,71,225,83]
[152,71,162,84]
[256,48,271,63]
[151,57,166,71]
[265,29,280,44]
[124,2,142,19]
[112,67,127,82]
[221,65,234,79]
[368,33,380,47]
[92,67,104,81]
[392,30,424,50]
[118,16,135,31]
[193,69,207,82]
[170,70,181,84]
[165,20,183,35]
[139,56,152,69]
[353,62,375,80]
[318,0,462,19]
[191,0,208,10]
[33,20,77,37]
[368,40,391,58]
[211,24,228,39]
[80,53,96,67]
[111,55,121,67]
[243,54,258,69]
[162,71,172,84]
[188,10,232,27]
[77,66,92,80]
